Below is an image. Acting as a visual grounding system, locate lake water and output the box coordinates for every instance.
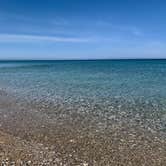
[0,60,166,135]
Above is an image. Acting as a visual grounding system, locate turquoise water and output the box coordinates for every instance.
[0,60,166,135]
[0,60,166,99]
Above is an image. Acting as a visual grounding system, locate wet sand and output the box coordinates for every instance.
[0,89,166,165]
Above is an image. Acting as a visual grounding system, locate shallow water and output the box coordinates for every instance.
[1,60,166,99]
[0,60,166,134]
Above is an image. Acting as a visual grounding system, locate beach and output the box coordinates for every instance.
[0,60,166,165]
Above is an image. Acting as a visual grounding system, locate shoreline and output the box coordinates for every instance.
[0,89,166,165]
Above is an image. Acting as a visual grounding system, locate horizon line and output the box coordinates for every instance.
[0,58,166,61]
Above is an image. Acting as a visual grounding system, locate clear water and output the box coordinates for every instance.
[0,60,166,99]
[0,60,166,135]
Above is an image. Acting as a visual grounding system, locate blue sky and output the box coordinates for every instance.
[0,0,166,59]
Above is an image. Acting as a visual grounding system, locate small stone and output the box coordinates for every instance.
[27,160,32,165]
[82,162,89,166]
[69,139,76,143]
[108,115,116,120]
[3,114,7,118]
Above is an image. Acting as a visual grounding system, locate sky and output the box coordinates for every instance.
[0,0,166,59]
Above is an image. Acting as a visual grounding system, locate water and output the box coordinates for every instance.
[0,60,166,165]
[1,60,166,99]
[0,60,166,135]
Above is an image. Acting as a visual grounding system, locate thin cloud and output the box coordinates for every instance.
[0,34,93,43]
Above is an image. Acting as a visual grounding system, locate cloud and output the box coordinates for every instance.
[0,34,93,43]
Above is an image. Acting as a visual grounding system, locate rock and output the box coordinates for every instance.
[108,115,116,120]
[27,160,32,165]
[83,162,89,166]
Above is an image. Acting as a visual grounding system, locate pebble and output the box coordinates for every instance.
[108,115,116,120]
[27,160,32,165]
[82,162,89,166]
